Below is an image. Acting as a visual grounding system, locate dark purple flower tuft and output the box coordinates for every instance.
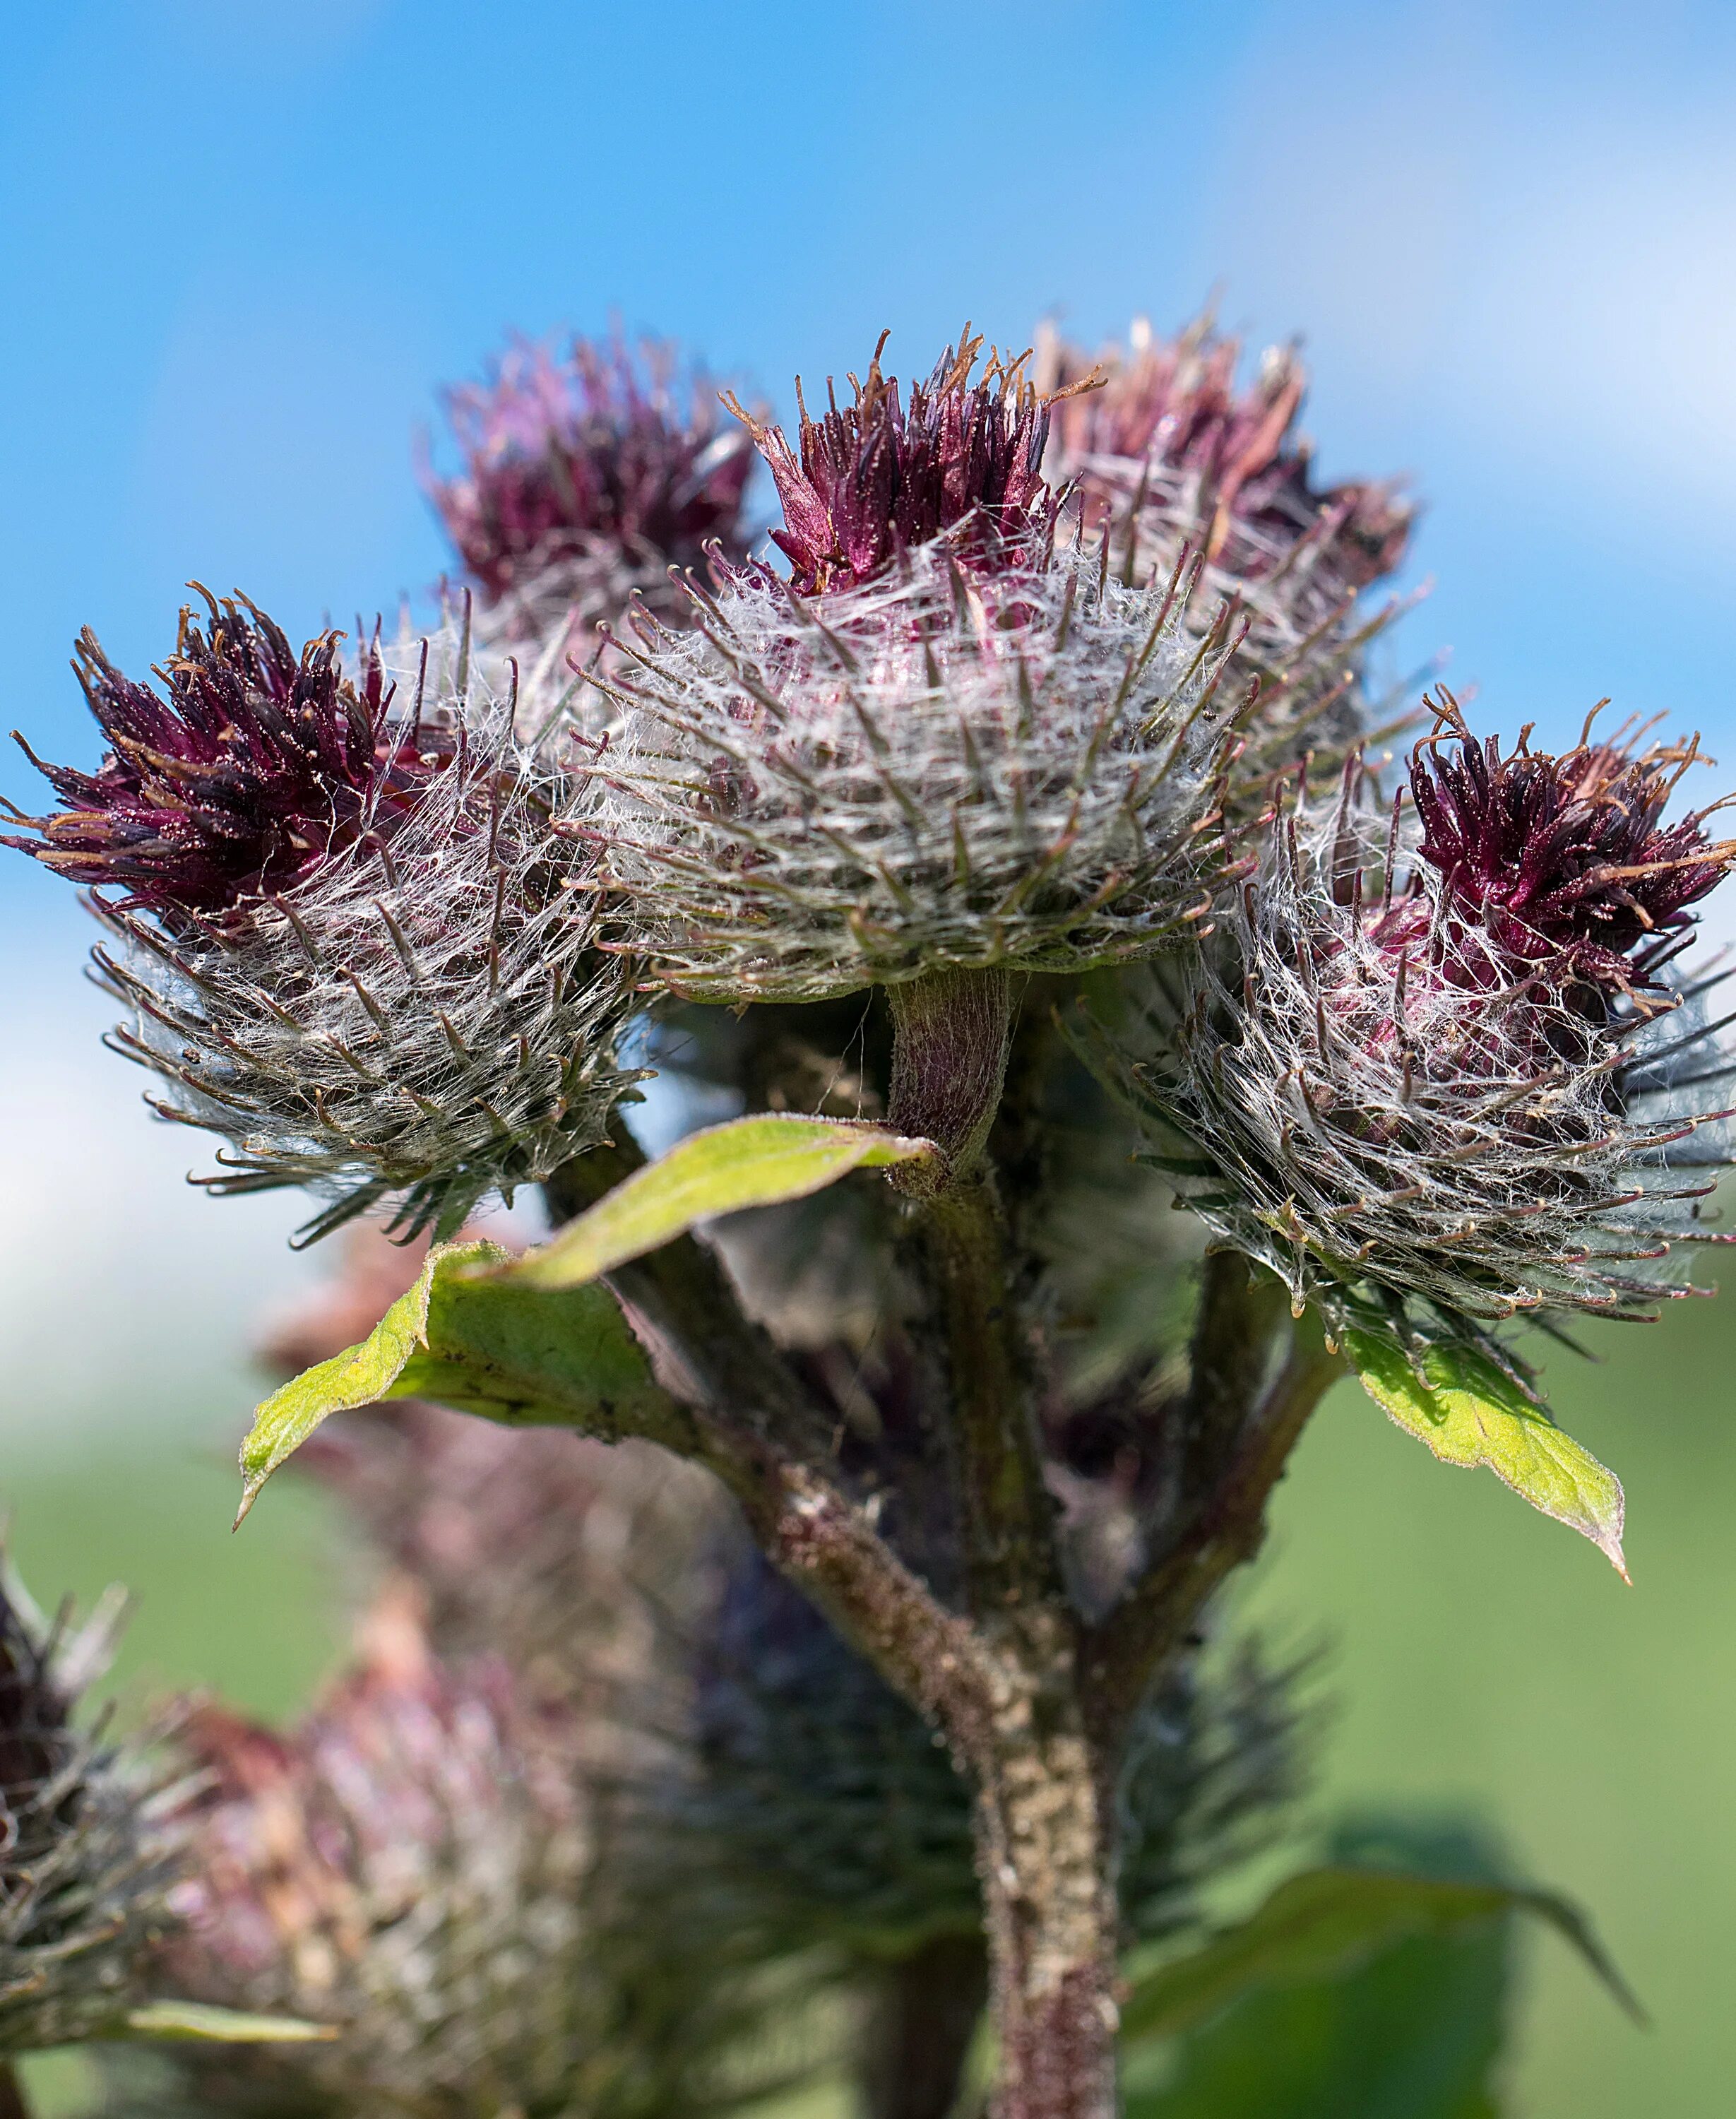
[1047,319,1411,598]
[430,334,755,606]
[4,592,444,920]
[729,329,1079,595]
[1410,694,1736,998]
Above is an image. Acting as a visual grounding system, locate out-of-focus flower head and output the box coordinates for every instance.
[579,330,1262,1002]
[1101,746,1736,1358]
[148,1581,817,2119]
[650,1541,1304,1968]
[160,1586,593,2115]
[428,332,756,654]
[0,1563,176,2053]
[1040,313,1413,786]
[4,593,444,922]
[1410,692,1736,1007]
[8,607,642,1242]
[728,327,1074,593]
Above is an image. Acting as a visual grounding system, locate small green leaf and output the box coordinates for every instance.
[119,2002,337,2043]
[499,1115,939,1291]
[1120,1864,1642,2048]
[1343,1331,1628,1579]
[237,1241,684,1523]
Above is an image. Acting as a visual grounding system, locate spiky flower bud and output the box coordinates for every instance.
[1040,314,1412,781]
[1108,728,1736,1351]
[0,1566,175,2053]
[582,332,1255,1002]
[428,332,755,657]
[10,607,639,1241]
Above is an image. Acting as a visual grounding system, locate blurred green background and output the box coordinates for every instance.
[8,1264,1733,2113]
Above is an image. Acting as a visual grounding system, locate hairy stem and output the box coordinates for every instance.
[1082,1254,1343,1761]
[544,1141,1005,1759]
[974,1612,1120,2119]
[887,966,1014,1187]
[862,1932,989,2119]
[920,1172,1060,1621]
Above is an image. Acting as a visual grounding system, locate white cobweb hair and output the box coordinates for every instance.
[89,624,642,1245]
[573,531,1256,1002]
[1039,317,1416,792]
[1086,764,1736,1363]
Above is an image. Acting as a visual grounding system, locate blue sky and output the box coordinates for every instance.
[4,0,1736,1424]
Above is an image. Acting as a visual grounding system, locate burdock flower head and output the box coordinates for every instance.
[8,601,640,1242]
[428,331,756,658]
[585,329,1259,1004]
[0,1565,176,2053]
[1040,314,1413,783]
[1105,718,1736,1354]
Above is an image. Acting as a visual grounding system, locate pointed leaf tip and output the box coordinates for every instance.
[121,2001,338,2043]
[1344,1331,1628,1576]
[497,1114,939,1291]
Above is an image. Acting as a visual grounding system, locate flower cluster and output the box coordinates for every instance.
[0,1567,176,2053]
[581,332,1264,1001]
[1107,717,1736,1354]
[16,607,638,1241]
[1040,314,1412,785]
[428,332,755,658]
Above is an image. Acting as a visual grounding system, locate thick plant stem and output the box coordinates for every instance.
[887,967,1015,1188]
[885,968,1119,2115]
[0,2062,30,2119]
[922,1172,1059,1619]
[973,1614,1120,2119]
[862,1932,989,2119]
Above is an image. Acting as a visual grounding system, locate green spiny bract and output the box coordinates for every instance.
[582,533,1250,999]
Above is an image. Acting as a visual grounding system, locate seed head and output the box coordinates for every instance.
[1104,759,1736,1353]
[1040,314,1413,784]
[4,593,443,919]
[76,619,638,1242]
[727,328,1071,594]
[429,332,755,652]
[0,1565,177,2053]
[1410,692,1736,1004]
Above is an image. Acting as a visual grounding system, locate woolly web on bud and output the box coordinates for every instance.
[90,627,641,1244]
[582,537,1250,1000]
[1040,316,1415,790]
[1093,770,1736,1358]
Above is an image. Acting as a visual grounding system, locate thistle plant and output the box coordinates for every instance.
[8,308,1723,2119]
